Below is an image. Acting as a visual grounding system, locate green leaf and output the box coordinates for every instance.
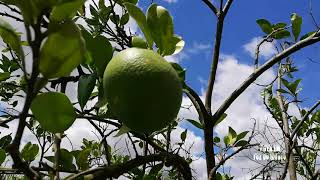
[74,149,90,170]
[282,78,301,94]
[120,13,130,25]
[290,79,301,94]
[311,110,320,123]
[256,19,272,34]
[78,73,96,110]
[273,30,290,39]
[227,127,237,145]
[215,172,224,180]
[89,4,99,17]
[223,136,230,146]
[110,14,120,24]
[186,119,203,129]
[170,62,186,81]
[272,23,287,30]
[149,163,163,175]
[236,131,249,141]
[39,21,85,79]
[0,72,10,82]
[31,92,76,133]
[291,13,302,41]
[0,134,12,149]
[131,36,148,49]
[213,136,220,143]
[214,113,227,126]
[15,0,44,24]
[81,29,113,77]
[276,89,289,94]
[50,0,85,21]
[300,31,316,40]
[124,3,153,48]
[0,55,19,73]
[164,35,185,56]
[122,0,138,5]
[99,0,106,8]
[0,0,17,5]
[21,142,39,162]
[34,77,48,92]
[45,149,76,170]
[147,4,174,55]
[16,0,58,23]
[0,18,23,59]
[114,125,131,137]
[180,129,187,142]
[281,78,290,89]
[171,35,185,55]
[229,127,237,138]
[95,84,108,108]
[0,148,5,165]
[235,140,248,147]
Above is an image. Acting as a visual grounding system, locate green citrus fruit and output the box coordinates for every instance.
[103,48,182,134]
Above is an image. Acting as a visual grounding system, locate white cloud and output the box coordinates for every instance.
[207,55,279,178]
[243,37,277,59]
[212,55,276,135]
[163,0,178,3]
[165,52,188,63]
[188,42,211,54]
[165,42,211,63]
[0,3,288,179]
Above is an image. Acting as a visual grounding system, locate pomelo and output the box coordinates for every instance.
[103,48,182,134]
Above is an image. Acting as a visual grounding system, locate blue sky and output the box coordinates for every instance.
[132,1,320,177]
[137,0,320,107]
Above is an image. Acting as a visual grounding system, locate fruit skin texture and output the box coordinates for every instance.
[103,48,182,134]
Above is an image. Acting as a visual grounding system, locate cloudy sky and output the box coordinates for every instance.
[1,0,320,179]
[139,0,320,179]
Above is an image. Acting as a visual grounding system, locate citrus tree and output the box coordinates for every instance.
[0,0,319,179]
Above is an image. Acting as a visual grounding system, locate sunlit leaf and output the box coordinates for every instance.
[186,119,203,129]
[131,36,147,49]
[291,13,302,41]
[114,125,131,137]
[50,0,85,21]
[81,29,113,77]
[147,4,174,55]
[31,92,76,133]
[0,18,23,59]
[21,142,39,162]
[124,3,153,48]
[39,21,85,79]
[256,19,272,34]
[0,72,10,82]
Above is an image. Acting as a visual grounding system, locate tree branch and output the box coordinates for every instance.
[208,143,258,179]
[290,100,320,139]
[222,0,234,16]
[202,0,235,176]
[212,30,320,123]
[7,21,43,180]
[0,12,23,22]
[66,153,192,180]
[204,16,224,115]
[276,68,297,180]
[201,0,219,16]
[183,83,209,123]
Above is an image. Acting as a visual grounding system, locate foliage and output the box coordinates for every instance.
[0,0,318,179]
